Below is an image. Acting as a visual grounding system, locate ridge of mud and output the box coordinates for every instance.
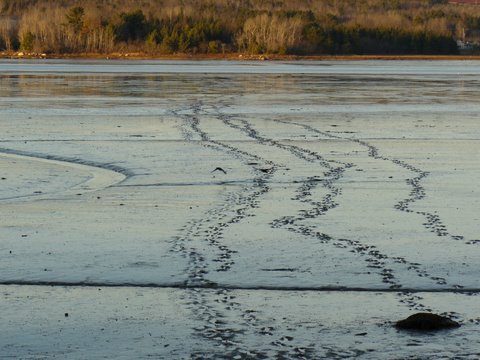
[0,147,132,178]
[0,147,130,202]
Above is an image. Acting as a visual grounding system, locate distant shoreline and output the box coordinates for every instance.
[2,51,480,61]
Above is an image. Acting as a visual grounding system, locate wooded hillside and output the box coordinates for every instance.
[1,0,480,55]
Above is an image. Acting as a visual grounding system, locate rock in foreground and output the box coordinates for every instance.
[396,313,461,331]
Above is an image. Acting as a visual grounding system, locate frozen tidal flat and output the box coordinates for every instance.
[1,59,480,359]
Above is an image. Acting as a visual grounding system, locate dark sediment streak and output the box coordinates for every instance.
[0,281,479,293]
[0,147,133,179]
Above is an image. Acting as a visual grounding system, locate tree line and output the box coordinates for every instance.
[1,0,479,55]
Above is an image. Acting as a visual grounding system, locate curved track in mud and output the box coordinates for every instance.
[0,147,130,202]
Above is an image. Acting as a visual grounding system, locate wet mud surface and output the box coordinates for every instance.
[1,60,480,358]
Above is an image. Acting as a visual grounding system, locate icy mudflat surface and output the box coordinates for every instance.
[1,60,480,359]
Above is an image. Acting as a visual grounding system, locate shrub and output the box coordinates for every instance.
[20,31,34,51]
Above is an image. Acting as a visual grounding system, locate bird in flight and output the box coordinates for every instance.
[212,167,227,174]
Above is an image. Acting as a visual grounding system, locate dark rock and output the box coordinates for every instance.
[259,168,273,174]
[395,313,460,331]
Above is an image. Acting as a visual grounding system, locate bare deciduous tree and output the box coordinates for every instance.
[237,13,305,54]
[0,17,18,50]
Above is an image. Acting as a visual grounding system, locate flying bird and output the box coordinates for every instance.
[212,167,227,174]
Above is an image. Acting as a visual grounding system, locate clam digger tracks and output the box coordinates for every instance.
[209,110,436,293]
[284,120,478,247]
[269,119,468,291]
[208,109,408,291]
[171,103,446,357]
[173,103,341,358]
[277,119,473,285]
[171,103,288,359]
[219,107,476,310]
